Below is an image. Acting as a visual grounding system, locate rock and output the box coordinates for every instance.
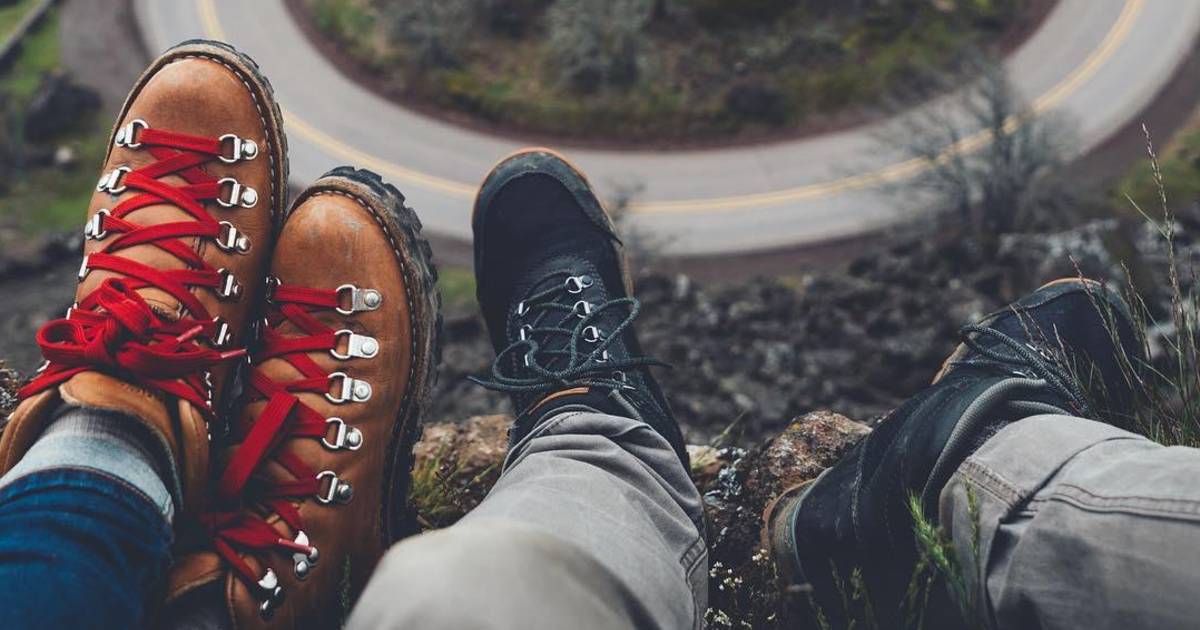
[23,73,102,143]
[996,219,1126,286]
[395,406,871,629]
[703,410,870,629]
[687,444,725,488]
[53,145,76,168]
[407,414,510,531]
[745,410,871,497]
[0,362,19,417]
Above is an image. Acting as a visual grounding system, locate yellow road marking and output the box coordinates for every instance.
[196,0,1143,214]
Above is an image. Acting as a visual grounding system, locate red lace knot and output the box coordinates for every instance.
[19,279,245,405]
[18,122,258,410]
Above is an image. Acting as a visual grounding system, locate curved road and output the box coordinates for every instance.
[135,0,1200,255]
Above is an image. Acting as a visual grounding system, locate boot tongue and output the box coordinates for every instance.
[513,257,621,371]
[59,371,171,429]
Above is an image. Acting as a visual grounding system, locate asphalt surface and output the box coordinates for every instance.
[134,0,1200,255]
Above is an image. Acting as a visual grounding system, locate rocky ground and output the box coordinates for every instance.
[2,213,1180,447]
[427,215,1170,445]
[0,213,1191,629]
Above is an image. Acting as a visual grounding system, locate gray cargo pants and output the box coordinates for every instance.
[347,410,709,630]
[941,414,1200,630]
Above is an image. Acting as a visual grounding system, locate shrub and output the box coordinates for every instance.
[375,0,477,68]
[483,0,553,37]
[678,0,794,24]
[723,79,787,125]
[545,0,654,89]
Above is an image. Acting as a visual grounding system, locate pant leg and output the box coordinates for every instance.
[940,414,1200,630]
[348,410,708,630]
[0,468,173,629]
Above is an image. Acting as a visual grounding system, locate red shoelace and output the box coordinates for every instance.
[204,281,366,594]
[20,122,256,412]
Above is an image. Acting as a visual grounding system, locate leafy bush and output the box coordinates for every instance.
[310,0,377,60]
[670,0,795,25]
[375,0,477,68]
[483,0,553,36]
[545,0,654,88]
[309,0,1031,141]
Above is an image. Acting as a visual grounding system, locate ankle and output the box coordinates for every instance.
[0,403,181,523]
[516,384,689,465]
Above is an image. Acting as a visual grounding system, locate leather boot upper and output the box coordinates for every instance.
[0,40,288,517]
[167,170,440,629]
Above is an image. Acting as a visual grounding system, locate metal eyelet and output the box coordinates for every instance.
[219,133,259,163]
[325,372,372,404]
[335,284,382,315]
[96,166,132,194]
[202,371,215,412]
[256,568,285,620]
[216,268,242,301]
[516,301,529,316]
[573,300,593,319]
[518,324,533,342]
[330,329,379,360]
[582,326,603,343]
[212,317,233,348]
[113,119,147,148]
[322,417,363,451]
[316,470,354,504]
[77,255,91,281]
[292,531,319,580]
[250,316,270,342]
[594,350,610,363]
[215,221,251,253]
[565,275,594,294]
[84,209,111,240]
[217,177,259,208]
[612,370,634,389]
[263,276,280,302]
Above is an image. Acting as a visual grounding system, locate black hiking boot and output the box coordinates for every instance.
[469,148,688,464]
[764,278,1142,627]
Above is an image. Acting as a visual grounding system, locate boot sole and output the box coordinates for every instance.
[292,167,443,548]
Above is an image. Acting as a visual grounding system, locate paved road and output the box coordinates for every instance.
[134,0,1200,255]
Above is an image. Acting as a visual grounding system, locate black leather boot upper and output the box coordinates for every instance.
[784,279,1142,627]
[470,150,687,464]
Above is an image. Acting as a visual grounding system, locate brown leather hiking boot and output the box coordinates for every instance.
[166,168,441,627]
[0,40,288,517]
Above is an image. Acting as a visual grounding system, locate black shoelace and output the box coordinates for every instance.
[470,270,666,397]
[955,323,1092,416]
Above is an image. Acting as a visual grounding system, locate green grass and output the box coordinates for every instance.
[1101,126,1200,448]
[0,0,39,42]
[1117,115,1200,214]
[306,0,378,61]
[0,3,59,98]
[0,7,107,235]
[0,128,107,233]
[438,266,477,314]
[304,0,1031,143]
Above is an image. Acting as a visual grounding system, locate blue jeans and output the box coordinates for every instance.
[0,468,172,629]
